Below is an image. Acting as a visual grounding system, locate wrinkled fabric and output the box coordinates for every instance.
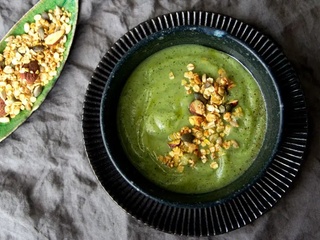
[0,0,319,239]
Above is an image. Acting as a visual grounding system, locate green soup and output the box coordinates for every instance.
[117,44,266,194]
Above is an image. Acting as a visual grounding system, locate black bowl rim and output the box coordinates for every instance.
[100,25,284,207]
[82,10,308,236]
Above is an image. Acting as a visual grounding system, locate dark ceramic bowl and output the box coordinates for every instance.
[100,25,283,207]
[83,11,308,236]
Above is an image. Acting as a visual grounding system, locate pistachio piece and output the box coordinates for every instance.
[38,27,45,39]
[225,100,239,112]
[194,92,207,104]
[189,99,205,116]
[181,133,195,143]
[219,105,226,113]
[32,45,45,53]
[41,12,50,20]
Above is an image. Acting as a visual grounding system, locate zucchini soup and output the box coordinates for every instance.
[117,44,266,194]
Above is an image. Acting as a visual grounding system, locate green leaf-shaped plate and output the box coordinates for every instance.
[0,0,78,142]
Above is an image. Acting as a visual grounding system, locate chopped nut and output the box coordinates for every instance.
[33,85,43,97]
[194,92,207,104]
[230,119,239,127]
[0,90,6,102]
[203,121,216,130]
[206,113,217,122]
[181,133,195,143]
[207,77,214,83]
[0,98,6,117]
[189,115,204,126]
[192,84,200,92]
[158,66,242,172]
[226,100,239,112]
[20,60,40,84]
[210,92,223,105]
[44,29,65,46]
[206,104,215,113]
[219,105,226,113]
[0,6,72,122]
[189,100,205,116]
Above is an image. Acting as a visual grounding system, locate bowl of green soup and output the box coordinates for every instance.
[83,11,308,236]
[100,24,283,207]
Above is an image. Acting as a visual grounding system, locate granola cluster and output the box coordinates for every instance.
[0,6,72,123]
[158,64,243,172]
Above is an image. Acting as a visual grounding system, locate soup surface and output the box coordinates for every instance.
[117,44,266,194]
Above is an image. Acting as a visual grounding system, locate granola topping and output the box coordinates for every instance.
[158,65,243,172]
[0,6,72,123]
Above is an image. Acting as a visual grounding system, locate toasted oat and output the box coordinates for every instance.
[158,66,242,172]
[0,6,72,121]
[169,71,175,79]
[187,63,195,71]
